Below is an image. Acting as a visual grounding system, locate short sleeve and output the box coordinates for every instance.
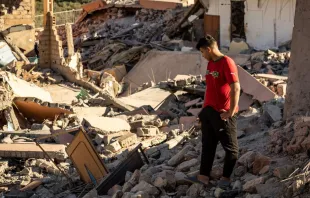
[224,58,239,84]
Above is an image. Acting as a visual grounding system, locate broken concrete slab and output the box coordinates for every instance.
[74,107,108,120]
[119,87,171,109]
[122,51,207,95]
[0,143,67,160]
[265,104,282,122]
[82,116,131,134]
[237,66,276,102]
[239,93,254,111]
[43,84,79,104]
[2,72,53,102]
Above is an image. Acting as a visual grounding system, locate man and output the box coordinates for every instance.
[188,35,240,188]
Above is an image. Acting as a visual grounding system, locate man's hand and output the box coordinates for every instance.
[220,109,235,120]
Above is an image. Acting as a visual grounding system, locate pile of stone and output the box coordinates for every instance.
[236,44,291,77]
[253,74,288,97]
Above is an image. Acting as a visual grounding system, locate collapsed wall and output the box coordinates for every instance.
[0,0,35,54]
[0,0,35,31]
[284,0,310,119]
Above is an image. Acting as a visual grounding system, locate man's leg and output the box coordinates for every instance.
[199,107,219,183]
[219,115,239,179]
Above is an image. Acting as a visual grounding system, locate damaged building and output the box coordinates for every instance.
[0,0,36,56]
[0,0,308,197]
[205,0,296,50]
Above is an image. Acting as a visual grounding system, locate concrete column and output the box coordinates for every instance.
[284,0,310,119]
[65,23,74,58]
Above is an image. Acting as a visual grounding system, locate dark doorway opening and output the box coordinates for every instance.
[231,0,246,40]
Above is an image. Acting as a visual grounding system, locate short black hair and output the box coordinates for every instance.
[196,35,217,50]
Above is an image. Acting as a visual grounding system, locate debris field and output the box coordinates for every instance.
[0,0,309,198]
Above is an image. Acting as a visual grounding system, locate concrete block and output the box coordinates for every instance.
[129,120,145,130]
[265,104,282,122]
[118,133,138,148]
[136,126,158,137]
[105,141,122,153]
[168,145,193,166]
[103,131,131,145]
[277,83,287,96]
[176,159,198,172]
[94,133,104,145]
[31,124,50,131]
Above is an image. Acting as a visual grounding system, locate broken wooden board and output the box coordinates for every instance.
[13,97,73,122]
[66,128,108,184]
[237,66,276,102]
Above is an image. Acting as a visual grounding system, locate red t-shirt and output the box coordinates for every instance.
[203,56,239,112]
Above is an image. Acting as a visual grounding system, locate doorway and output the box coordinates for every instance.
[231,0,246,40]
[204,14,220,45]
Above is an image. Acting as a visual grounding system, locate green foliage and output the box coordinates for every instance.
[35,0,92,15]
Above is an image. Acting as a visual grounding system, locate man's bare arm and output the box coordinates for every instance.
[229,82,241,115]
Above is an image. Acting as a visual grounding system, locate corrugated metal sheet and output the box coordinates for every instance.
[0,41,16,67]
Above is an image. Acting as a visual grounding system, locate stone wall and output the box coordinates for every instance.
[0,0,35,31]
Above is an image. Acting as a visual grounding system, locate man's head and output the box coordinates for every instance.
[196,35,218,61]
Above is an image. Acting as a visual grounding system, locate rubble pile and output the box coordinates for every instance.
[238,47,291,85]
[1,0,310,197]
[55,7,185,72]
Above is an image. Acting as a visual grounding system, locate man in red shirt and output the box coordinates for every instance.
[189,35,240,188]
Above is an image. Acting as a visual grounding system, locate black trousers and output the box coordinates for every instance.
[198,106,239,178]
